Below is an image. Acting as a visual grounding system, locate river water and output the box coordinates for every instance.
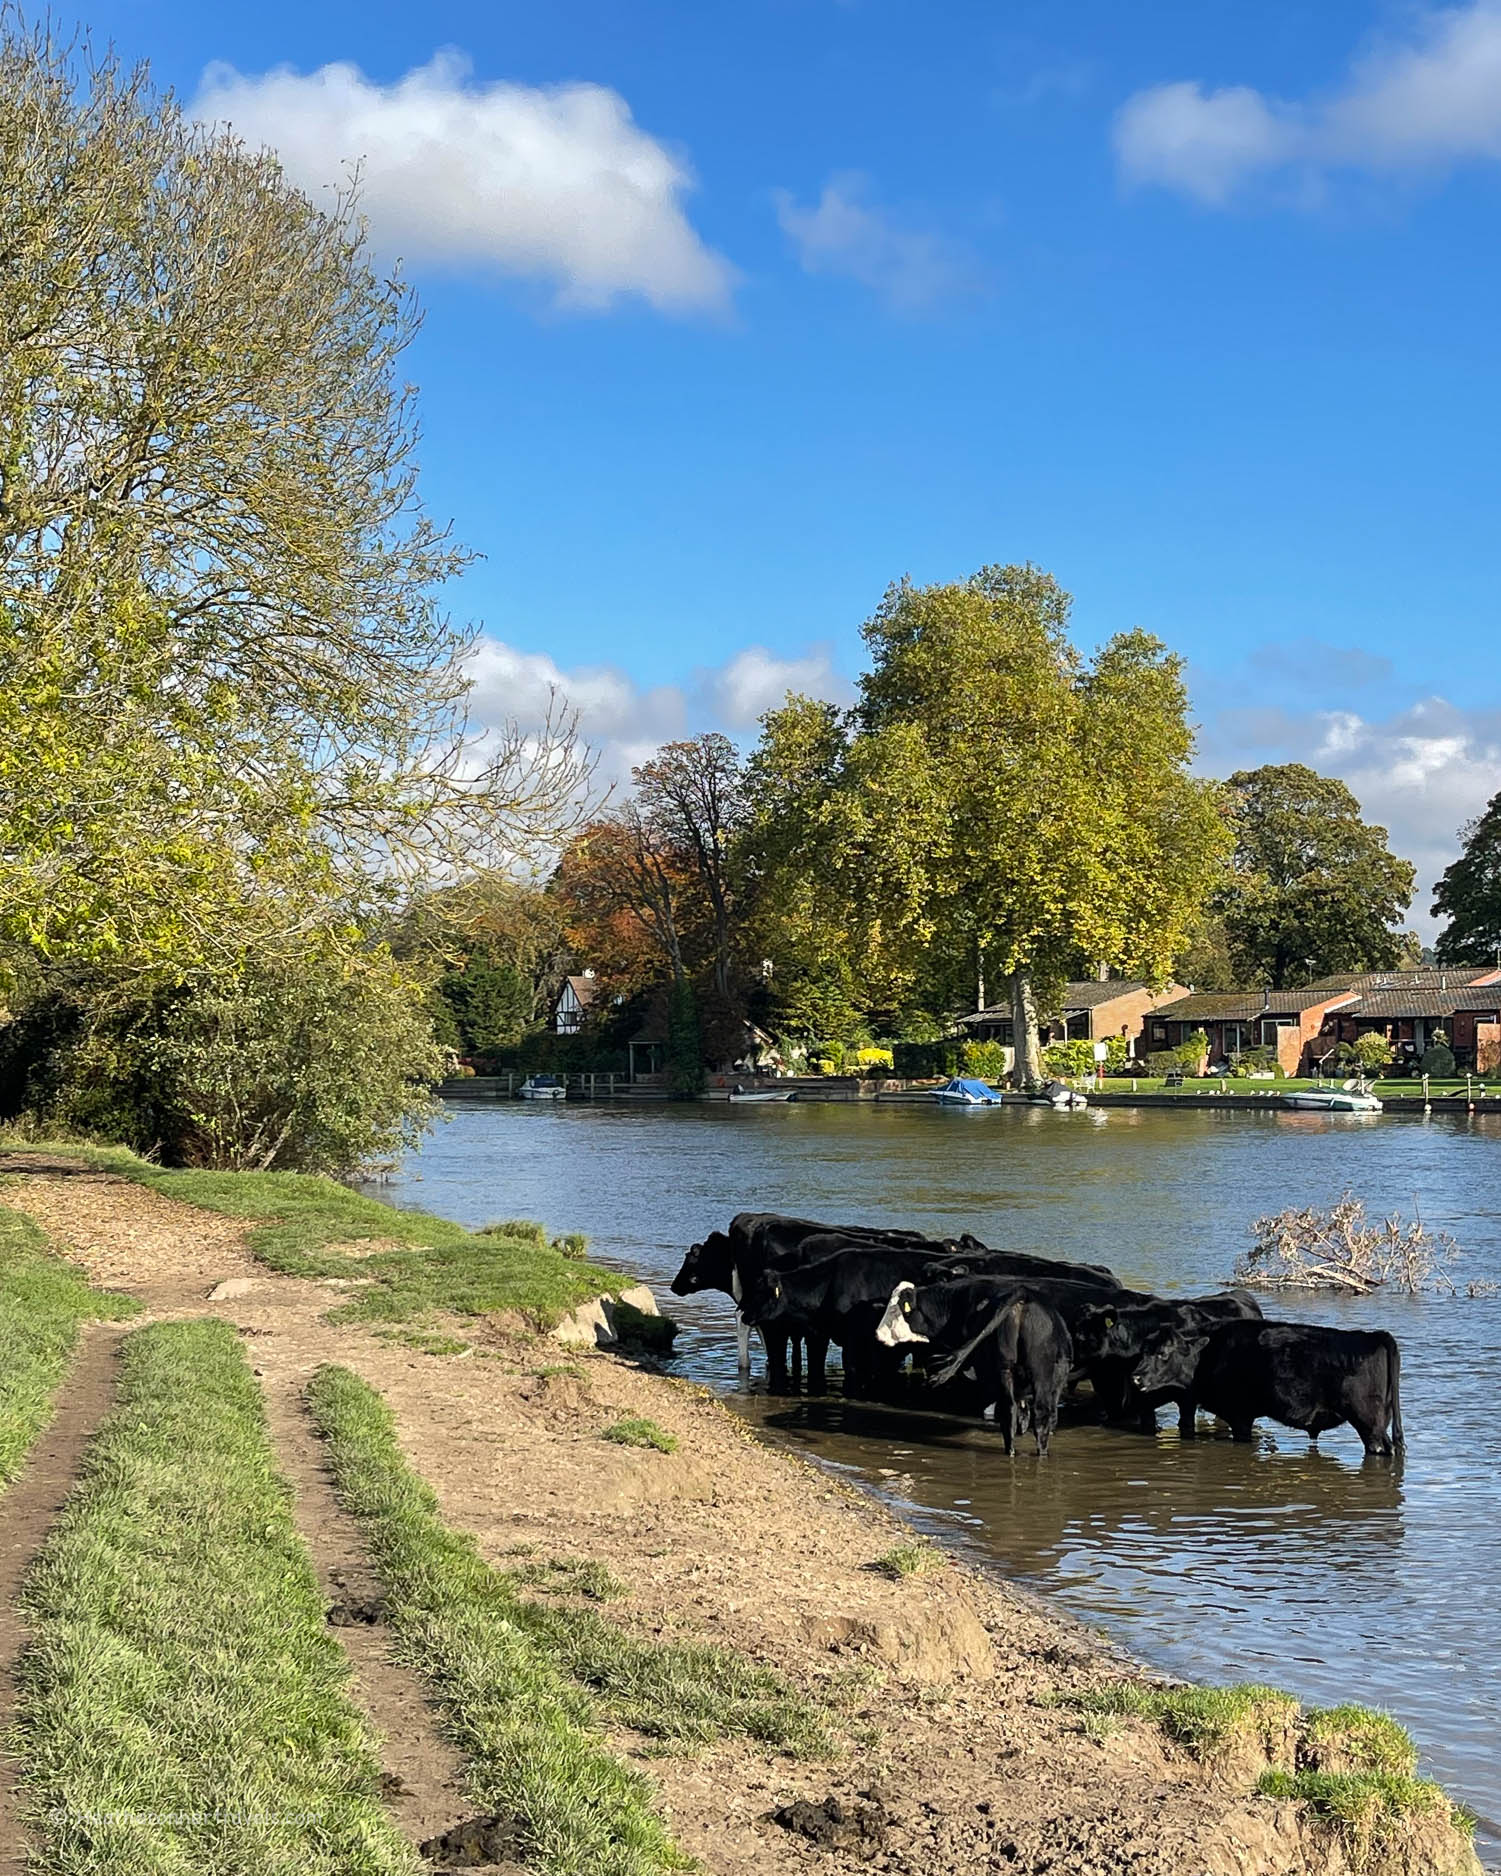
[370,1098,1501,1848]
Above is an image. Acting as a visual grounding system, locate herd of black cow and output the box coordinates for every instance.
[670,1213,1406,1458]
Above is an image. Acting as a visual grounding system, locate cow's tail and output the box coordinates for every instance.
[930,1301,1016,1390]
[1387,1334,1405,1451]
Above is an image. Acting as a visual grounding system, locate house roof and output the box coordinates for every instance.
[960,980,1159,1027]
[1337,989,1471,1019]
[1152,990,1356,1023]
[559,973,598,1008]
[1302,967,1499,992]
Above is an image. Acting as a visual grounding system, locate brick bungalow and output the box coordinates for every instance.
[962,980,1188,1056]
[1150,967,1501,1075]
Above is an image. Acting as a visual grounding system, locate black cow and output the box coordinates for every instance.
[875,1277,1073,1456]
[739,1244,961,1395]
[1133,1320,1405,1456]
[1072,1290,1264,1429]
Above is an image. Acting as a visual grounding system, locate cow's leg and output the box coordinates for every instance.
[1229,1421,1255,1442]
[999,1377,1019,1457]
[1178,1396,1198,1438]
[790,1336,803,1384]
[806,1335,829,1394]
[764,1331,790,1392]
[736,1311,751,1379]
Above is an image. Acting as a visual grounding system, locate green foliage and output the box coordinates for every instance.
[601,1417,678,1454]
[16,1321,419,1875]
[741,567,1229,1076]
[960,1039,1010,1081]
[1179,1029,1210,1069]
[1349,1032,1394,1074]
[891,1038,964,1079]
[1256,1771,1457,1864]
[1420,1038,1457,1078]
[0,1203,137,1485]
[1433,787,1501,966]
[1216,765,1417,987]
[1103,1034,1132,1072]
[4,946,445,1174]
[1301,1705,1417,1779]
[665,978,704,1095]
[1042,1038,1096,1079]
[875,1541,943,1579]
[1228,1045,1279,1078]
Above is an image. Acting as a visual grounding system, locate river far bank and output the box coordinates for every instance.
[0,1143,1482,1876]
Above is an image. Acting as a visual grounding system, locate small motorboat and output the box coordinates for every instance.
[1030,1078,1088,1110]
[518,1073,567,1101]
[728,1085,798,1103]
[1282,1079,1383,1114]
[933,1077,1004,1106]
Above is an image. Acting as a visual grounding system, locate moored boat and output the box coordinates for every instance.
[518,1073,567,1101]
[1282,1079,1383,1114]
[1029,1078,1088,1110]
[728,1086,798,1103]
[933,1077,1004,1106]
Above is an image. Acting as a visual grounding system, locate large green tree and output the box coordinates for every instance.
[1215,765,1416,987]
[1432,788,1501,966]
[0,26,587,983]
[745,566,1228,1080]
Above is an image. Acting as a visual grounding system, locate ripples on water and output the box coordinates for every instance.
[371,1099,1501,1851]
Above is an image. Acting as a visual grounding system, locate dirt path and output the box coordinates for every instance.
[0,1323,126,1876]
[0,1160,1471,1876]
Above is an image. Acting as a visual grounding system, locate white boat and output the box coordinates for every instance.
[1282,1079,1383,1114]
[933,1077,1004,1106]
[1030,1078,1088,1110]
[728,1086,798,1104]
[518,1074,567,1101]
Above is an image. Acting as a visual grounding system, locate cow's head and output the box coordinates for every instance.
[669,1242,704,1295]
[1073,1303,1126,1361]
[737,1266,784,1326]
[670,1230,733,1296]
[876,1281,928,1347]
[1133,1332,1209,1396]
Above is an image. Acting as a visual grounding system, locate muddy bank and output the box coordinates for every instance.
[0,1156,1480,1876]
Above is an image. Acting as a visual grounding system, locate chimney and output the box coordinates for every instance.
[1262,989,1270,1010]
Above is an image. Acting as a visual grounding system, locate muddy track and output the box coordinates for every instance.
[0,1325,128,1876]
[256,1363,471,1849]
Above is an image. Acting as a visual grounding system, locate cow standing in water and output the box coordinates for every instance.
[1133,1320,1404,1457]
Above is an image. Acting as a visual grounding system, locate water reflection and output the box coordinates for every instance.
[373,1099,1501,1855]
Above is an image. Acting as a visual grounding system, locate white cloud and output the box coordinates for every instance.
[1115,2,1501,203]
[193,50,734,313]
[1200,694,1501,933]
[774,172,983,313]
[463,635,852,790]
[699,645,854,728]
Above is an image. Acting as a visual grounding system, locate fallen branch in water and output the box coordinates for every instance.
[1234,1192,1468,1296]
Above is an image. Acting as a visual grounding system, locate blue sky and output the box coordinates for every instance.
[75,0,1501,926]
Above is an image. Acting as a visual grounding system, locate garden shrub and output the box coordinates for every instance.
[960,1039,1010,1081]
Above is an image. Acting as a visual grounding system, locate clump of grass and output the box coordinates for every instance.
[15,1321,417,1875]
[1301,1704,1418,1779]
[534,1363,586,1381]
[874,1540,943,1580]
[1257,1769,1464,1863]
[374,1327,471,1357]
[0,1201,138,1485]
[308,1365,833,1778]
[1060,1681,1296,1759]
[510,1557,627,1603]
[602,1416,678,1454]
[481,1218,549,1246]
[554,1233,589,1260]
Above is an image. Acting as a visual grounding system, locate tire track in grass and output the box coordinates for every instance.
[11,1320,423,1876]
[0,1325,127,1876]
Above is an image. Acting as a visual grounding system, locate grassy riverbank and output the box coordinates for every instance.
[14,1319,419,1876]
[0,1143,1485,1876]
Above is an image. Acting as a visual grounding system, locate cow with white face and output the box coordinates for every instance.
[877,1277,1074,1457]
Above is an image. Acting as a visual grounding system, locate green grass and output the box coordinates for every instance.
[308,1367,832,1802]
[0,1198,137,1486]
[1302,1703,1418,1778]
[874,1541,943,1580]
[601,1416,678,1454]
[508,1557,628,1603]
[13,1320,418,1876]
[1059,1682,1297,1759]
[1257,1769,1465,1863]
[1,1143,628,1332]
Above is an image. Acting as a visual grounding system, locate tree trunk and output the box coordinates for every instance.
[1009,969,1042,1087]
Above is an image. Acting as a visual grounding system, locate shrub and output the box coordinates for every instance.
[1419,1036,1457,1079]
[1103,1035,1131,1073]
[1145,1050,1182,1076]
[1350,1033,1394,1074]
[1178,1029,1210,1070]
[891,1039,964,1080]
[1043,1039,1096,1079]
[1229,1046,1278,1079]
[855,1045,894,1072]
[960,1039,1010,1081]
